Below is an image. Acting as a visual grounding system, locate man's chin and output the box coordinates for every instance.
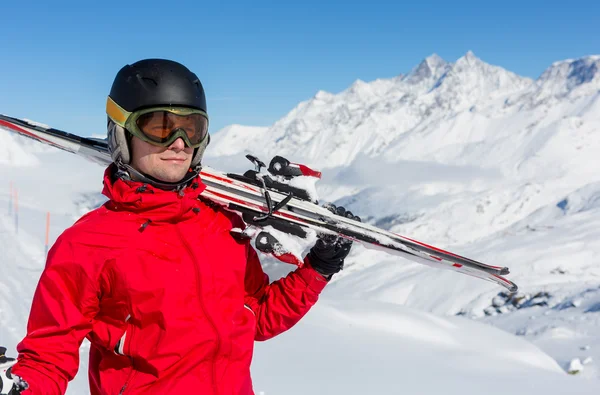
[152,171,190,184]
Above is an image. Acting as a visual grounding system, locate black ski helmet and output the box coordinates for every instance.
[106,58,210,171]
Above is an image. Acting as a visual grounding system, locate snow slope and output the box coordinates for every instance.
[0,178,596,393]
[252,300,599,394]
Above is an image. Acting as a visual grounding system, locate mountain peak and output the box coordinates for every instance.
[537,55,600,96]
[350,78,368,88]
[314,90,334,101]
[568,58,599,86]
[427,51,531,103]
[346,79,373,97]
[404,54,449,84]
[208,52,587,169]
[424,53,447,69]
[455,50,483,67]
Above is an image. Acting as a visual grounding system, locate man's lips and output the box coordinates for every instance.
[162,158,187,162]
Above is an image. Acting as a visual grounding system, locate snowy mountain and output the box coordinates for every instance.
[204,50,600,248]
[204,51,600,378]
[533,55,600,101]
[2,51,600,390]
[207,124,269,156]
[205,51,536,168]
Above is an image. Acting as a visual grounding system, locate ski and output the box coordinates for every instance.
[0,114,518,292]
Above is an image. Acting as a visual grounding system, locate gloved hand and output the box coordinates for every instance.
[0,347,29,395]
[307,203,361,279]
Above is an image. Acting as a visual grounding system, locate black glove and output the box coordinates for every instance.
[307,204,361,279]
[0,347,29,395]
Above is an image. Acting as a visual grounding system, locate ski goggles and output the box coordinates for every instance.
[106,96,209,148]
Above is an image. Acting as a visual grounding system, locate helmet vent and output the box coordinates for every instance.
[135,72,158,88]
[141,77,157,86]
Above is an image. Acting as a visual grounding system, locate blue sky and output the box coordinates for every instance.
[1,0,598,136]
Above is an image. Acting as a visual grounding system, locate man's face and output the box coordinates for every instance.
[130,136,194,183]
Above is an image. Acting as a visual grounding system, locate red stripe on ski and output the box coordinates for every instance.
[207,190,264,210]
[202,172,257,191]
[394,232,504,270]
[430,254,461,268]
[206,189,309,224]
[201,171,260,193]
[0,119,56,146]
[492,274,512,285]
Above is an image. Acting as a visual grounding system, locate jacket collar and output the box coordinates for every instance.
[101,165,207,223]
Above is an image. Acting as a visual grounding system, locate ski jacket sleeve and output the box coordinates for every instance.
[11,236,100,395]
[243,245,328,341]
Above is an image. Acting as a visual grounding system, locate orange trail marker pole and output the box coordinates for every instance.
[45,211,51,257]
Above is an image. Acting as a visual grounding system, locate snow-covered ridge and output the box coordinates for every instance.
[207,124,269,157]
[538,55,600,94]
[205,50,600,250]
[207,51,599,171]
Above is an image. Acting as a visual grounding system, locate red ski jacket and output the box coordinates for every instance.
[12,166,328,394]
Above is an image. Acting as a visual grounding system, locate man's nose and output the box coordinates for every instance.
[169,137,186,151]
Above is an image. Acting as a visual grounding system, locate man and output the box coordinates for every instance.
[1,59,356,394]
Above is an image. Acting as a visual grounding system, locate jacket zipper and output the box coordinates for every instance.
[118,369,137,395]
[118,324,137,395]
[176,225,221,395]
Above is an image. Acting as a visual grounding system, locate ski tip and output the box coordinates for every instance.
[499,267,510,275]
[508,283,519,294]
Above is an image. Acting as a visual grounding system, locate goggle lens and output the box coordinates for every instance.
[135,111,208,146]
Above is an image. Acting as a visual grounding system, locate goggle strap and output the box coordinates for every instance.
[106,96,131,126]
